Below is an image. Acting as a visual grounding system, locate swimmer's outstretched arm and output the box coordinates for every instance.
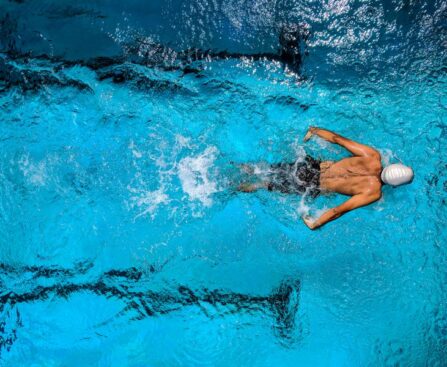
[302,192,381,230]
[304,127,380,158]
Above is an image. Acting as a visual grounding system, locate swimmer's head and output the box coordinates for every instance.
[381,164,414,186]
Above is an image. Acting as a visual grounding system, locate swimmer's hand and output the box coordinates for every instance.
[302,215,317,230]
[303,126,318,142]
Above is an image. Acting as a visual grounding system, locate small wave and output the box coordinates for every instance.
[0,57,92,93]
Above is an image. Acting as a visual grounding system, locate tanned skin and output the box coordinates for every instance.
[302,127,382,229]
[239,127,383,229]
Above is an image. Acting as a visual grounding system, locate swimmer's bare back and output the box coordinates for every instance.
[302,127,382,229]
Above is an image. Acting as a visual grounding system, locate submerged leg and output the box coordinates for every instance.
[231,161,271,193]
[237,163,255,175]
[237,181,270,193]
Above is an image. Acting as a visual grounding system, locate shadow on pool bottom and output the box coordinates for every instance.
[0,262,301,354]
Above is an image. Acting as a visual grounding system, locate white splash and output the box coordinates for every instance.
[174,134,192,149]
[18,154,48,186]
[177,147,219,207]
[313,205,330,219]
[291,142,308,162]
[253,164,268,175]
[379,148,394,166]
[128,187,169,219]
[296,196,311,217]
[128,140,143,159]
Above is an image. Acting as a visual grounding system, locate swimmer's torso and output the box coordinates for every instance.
[319,156,382,196]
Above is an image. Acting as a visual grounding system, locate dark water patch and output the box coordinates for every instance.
[104,268,143,281]
[181,65,202,76]
[80,56,126,70]
[0,14,18,54]
[0,263,301,352]
[0,58,93,93]
[0,261,94,279]
[107,21,308,73]
[278,23,309,72]
[0,306,21,355]
[201,78,251,96]
[264,95,314,111]
[38,5,106,20]
[77,55,196,75]
[21,21,307,74]
[96,64,196,95]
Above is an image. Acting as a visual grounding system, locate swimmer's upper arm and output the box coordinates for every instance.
[304,192,381,230]
[308,128,380,158]
[333,135,380,158]
[335,192,381,214]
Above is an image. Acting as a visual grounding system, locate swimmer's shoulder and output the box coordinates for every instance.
[363,178,382,200]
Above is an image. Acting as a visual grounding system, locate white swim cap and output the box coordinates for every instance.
[381,164,414,186]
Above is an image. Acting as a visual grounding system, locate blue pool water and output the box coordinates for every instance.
[0,1,446,366]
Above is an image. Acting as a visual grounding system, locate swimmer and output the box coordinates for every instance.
[238,127,414,229]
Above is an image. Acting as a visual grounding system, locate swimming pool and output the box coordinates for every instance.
[0,0,446,366]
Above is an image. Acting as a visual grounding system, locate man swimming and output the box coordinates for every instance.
[238,127,414,230]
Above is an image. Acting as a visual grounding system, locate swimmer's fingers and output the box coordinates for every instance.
[301,215,316,230]
[304,126,318,142]
[303,130,313,142]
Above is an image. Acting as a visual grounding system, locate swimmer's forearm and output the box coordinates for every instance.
[306,127,379,158]
[303,194,379,230]
[304,127,341,144]
[311,208,342,229]
[310,128,340,144]
[302,210,338,230]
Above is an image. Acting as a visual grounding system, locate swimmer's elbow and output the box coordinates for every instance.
[368,192,382,203]
[365,148,381,159]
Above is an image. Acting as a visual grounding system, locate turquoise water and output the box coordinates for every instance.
[1,1,447,366]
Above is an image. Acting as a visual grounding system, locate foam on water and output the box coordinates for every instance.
[128,187,169,219]
[177,146,220,208]
[379,148,396,166]
[295,195,311,217]
[18,154,48,187]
